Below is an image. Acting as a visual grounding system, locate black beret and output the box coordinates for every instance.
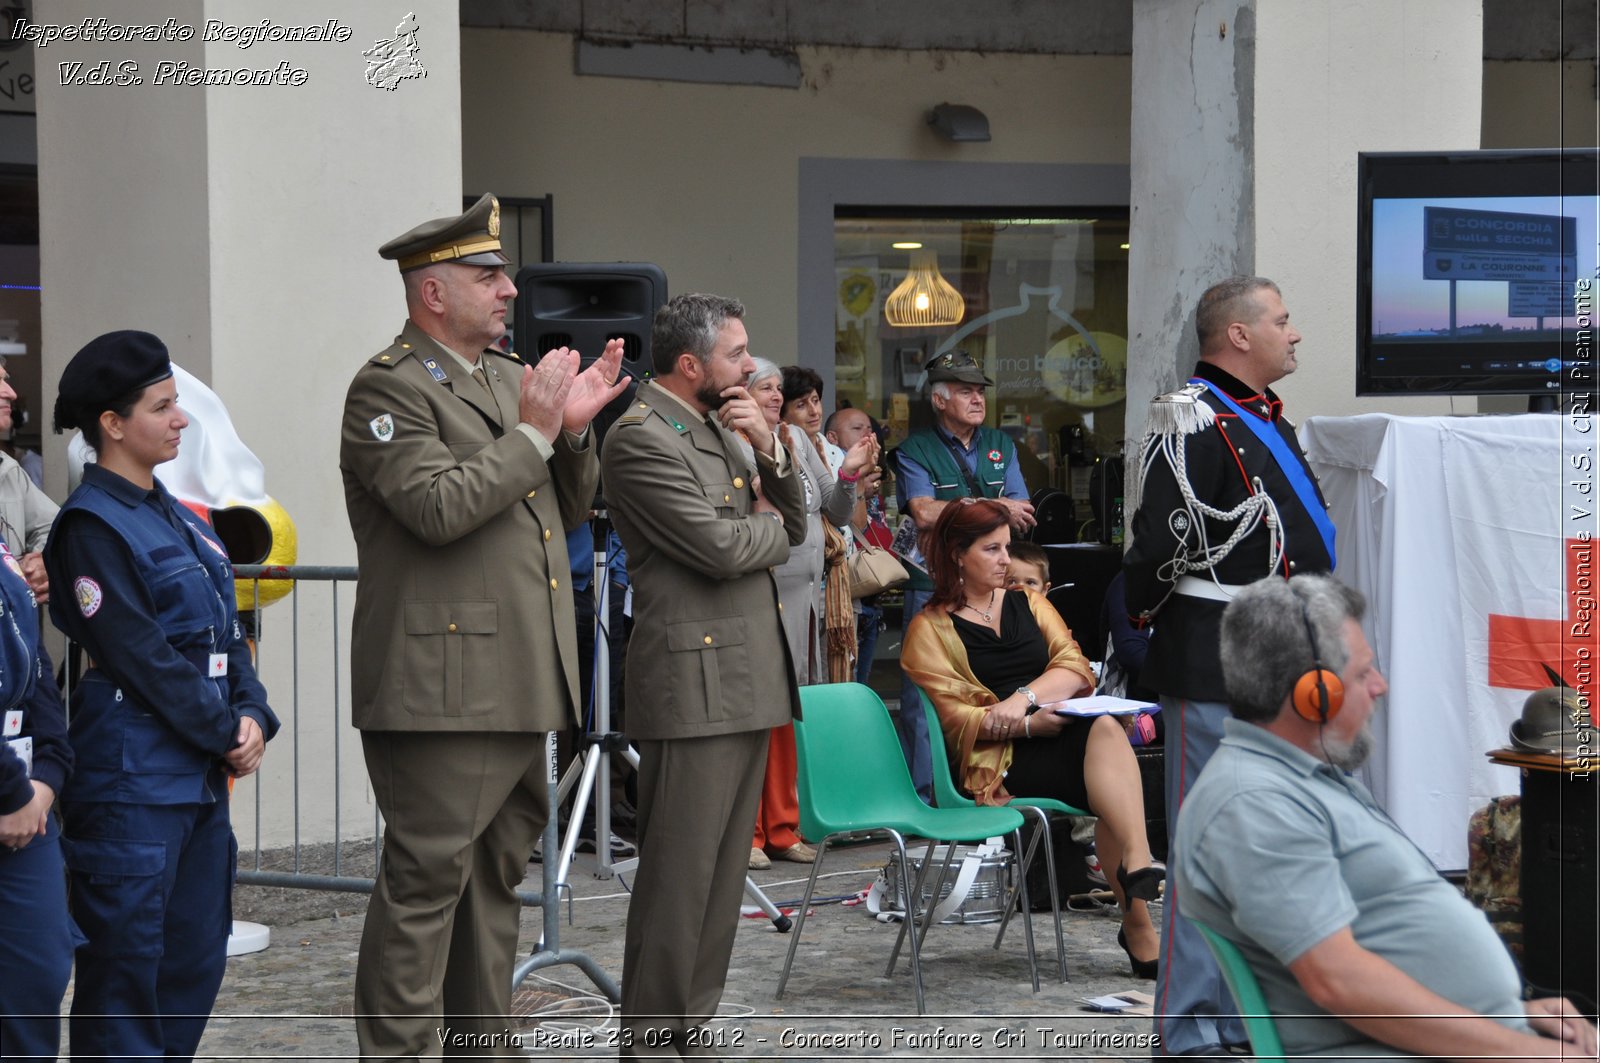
[54,330,174,433]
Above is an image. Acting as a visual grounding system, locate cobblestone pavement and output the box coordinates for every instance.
[185,836,1169,1061]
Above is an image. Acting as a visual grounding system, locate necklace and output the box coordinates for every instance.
[961,588,997,623]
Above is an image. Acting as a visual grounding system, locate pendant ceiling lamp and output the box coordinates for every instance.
[884,250,964,328]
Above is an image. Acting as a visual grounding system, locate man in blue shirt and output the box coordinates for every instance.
[894,349,1033,799]
[1177,574,1596,1060]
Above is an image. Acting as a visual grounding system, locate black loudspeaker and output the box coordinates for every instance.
[513,262,667,373]
[1520,768,1598,1014]
[1028,488,1077,545]
[1042,544,1121,663]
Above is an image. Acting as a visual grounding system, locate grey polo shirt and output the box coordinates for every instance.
[1174,718,1528,1059]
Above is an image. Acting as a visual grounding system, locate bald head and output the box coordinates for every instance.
[826,407,874,450]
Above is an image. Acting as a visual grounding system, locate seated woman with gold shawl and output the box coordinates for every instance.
[901,499,1163,978]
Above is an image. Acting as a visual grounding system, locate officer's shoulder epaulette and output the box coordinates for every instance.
[612,400,652,429]
[368,338,418,368]
[484,346,523,365]
[616,400,695,435]
[1143,382,1215,438]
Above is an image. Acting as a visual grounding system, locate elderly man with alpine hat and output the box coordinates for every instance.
[892,348,1035,799]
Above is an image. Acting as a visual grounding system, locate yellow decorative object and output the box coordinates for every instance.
[1042,330,1128,408]
[884,250,964,328]
[225,495,298,611]
[838,271,877,318]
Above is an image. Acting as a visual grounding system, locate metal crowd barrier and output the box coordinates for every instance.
[58,562,555,908]
[229,563,381,896]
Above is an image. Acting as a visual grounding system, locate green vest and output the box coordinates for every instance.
[897,425,1019,589]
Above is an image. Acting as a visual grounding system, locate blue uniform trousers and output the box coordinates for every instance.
[854,600,882,686]
[1153,696,1247,1055]
[0,816,77,1062]
[63,799,234,1063]
[895,586,935,802]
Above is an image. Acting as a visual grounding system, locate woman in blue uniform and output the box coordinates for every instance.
[0,533,75,1061]
[45,331,280,1061]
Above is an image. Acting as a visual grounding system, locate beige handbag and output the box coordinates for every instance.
[847,526,909,598]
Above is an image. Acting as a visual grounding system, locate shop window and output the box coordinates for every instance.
[834,212,1130,538]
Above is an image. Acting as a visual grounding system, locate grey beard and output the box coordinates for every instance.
[1323,723,1374,771]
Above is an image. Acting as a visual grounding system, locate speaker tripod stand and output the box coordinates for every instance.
[548,518,792,930]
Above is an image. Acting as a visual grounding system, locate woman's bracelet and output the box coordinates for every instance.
[1023,715,1031,738]
[838,468,860,483]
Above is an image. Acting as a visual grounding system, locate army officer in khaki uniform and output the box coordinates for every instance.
[339,194,627,1057]
[602,293,806,1056]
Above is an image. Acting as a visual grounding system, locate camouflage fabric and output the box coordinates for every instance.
[1466,795,1523,964]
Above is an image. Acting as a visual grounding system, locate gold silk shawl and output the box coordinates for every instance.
[901,589,1095,806]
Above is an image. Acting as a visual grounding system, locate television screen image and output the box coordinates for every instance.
[1358,150,1599,397]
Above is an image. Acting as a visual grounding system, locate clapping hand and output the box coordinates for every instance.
[840,431,879,480]
[518,347,578,442]
[562,338,630,434]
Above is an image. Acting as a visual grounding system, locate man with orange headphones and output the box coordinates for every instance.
[1174,574,1596,1061]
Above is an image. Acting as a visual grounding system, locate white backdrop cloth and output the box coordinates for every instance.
[1299,413,1587,871]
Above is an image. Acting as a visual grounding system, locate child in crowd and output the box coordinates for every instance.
[1006,541,1052,594]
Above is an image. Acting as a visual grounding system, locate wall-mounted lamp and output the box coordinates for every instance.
[927,103,990,142]
[884,250,965,328]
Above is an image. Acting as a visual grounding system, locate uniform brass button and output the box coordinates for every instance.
[637,402,648,409]
[527,489,536,498]
[733,477,745,489]
[379,354,391,362]
[703,635,713,645]
[544,529,552,541]
[550,578,559,590]
[401,342,411,348]
[778,602,784,612]
[448,623,458,633]
[724,493,731,503]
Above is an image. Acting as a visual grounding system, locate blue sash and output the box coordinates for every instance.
[1191,379,1337,570]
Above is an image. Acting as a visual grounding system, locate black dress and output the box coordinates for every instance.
[950,590,1095,811]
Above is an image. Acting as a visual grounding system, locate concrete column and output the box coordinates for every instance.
[1126,0,1484,450]
[34,0,462,844]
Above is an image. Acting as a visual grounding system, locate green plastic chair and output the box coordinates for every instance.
[920,689,1087,982]
[776,682,1036,1015]
[1195,922,1287,1062]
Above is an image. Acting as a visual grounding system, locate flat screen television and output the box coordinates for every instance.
[1357,149,1598,397]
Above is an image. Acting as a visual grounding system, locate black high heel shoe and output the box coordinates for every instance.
[1117,862,1165,903]
[1117,926,1159,980]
